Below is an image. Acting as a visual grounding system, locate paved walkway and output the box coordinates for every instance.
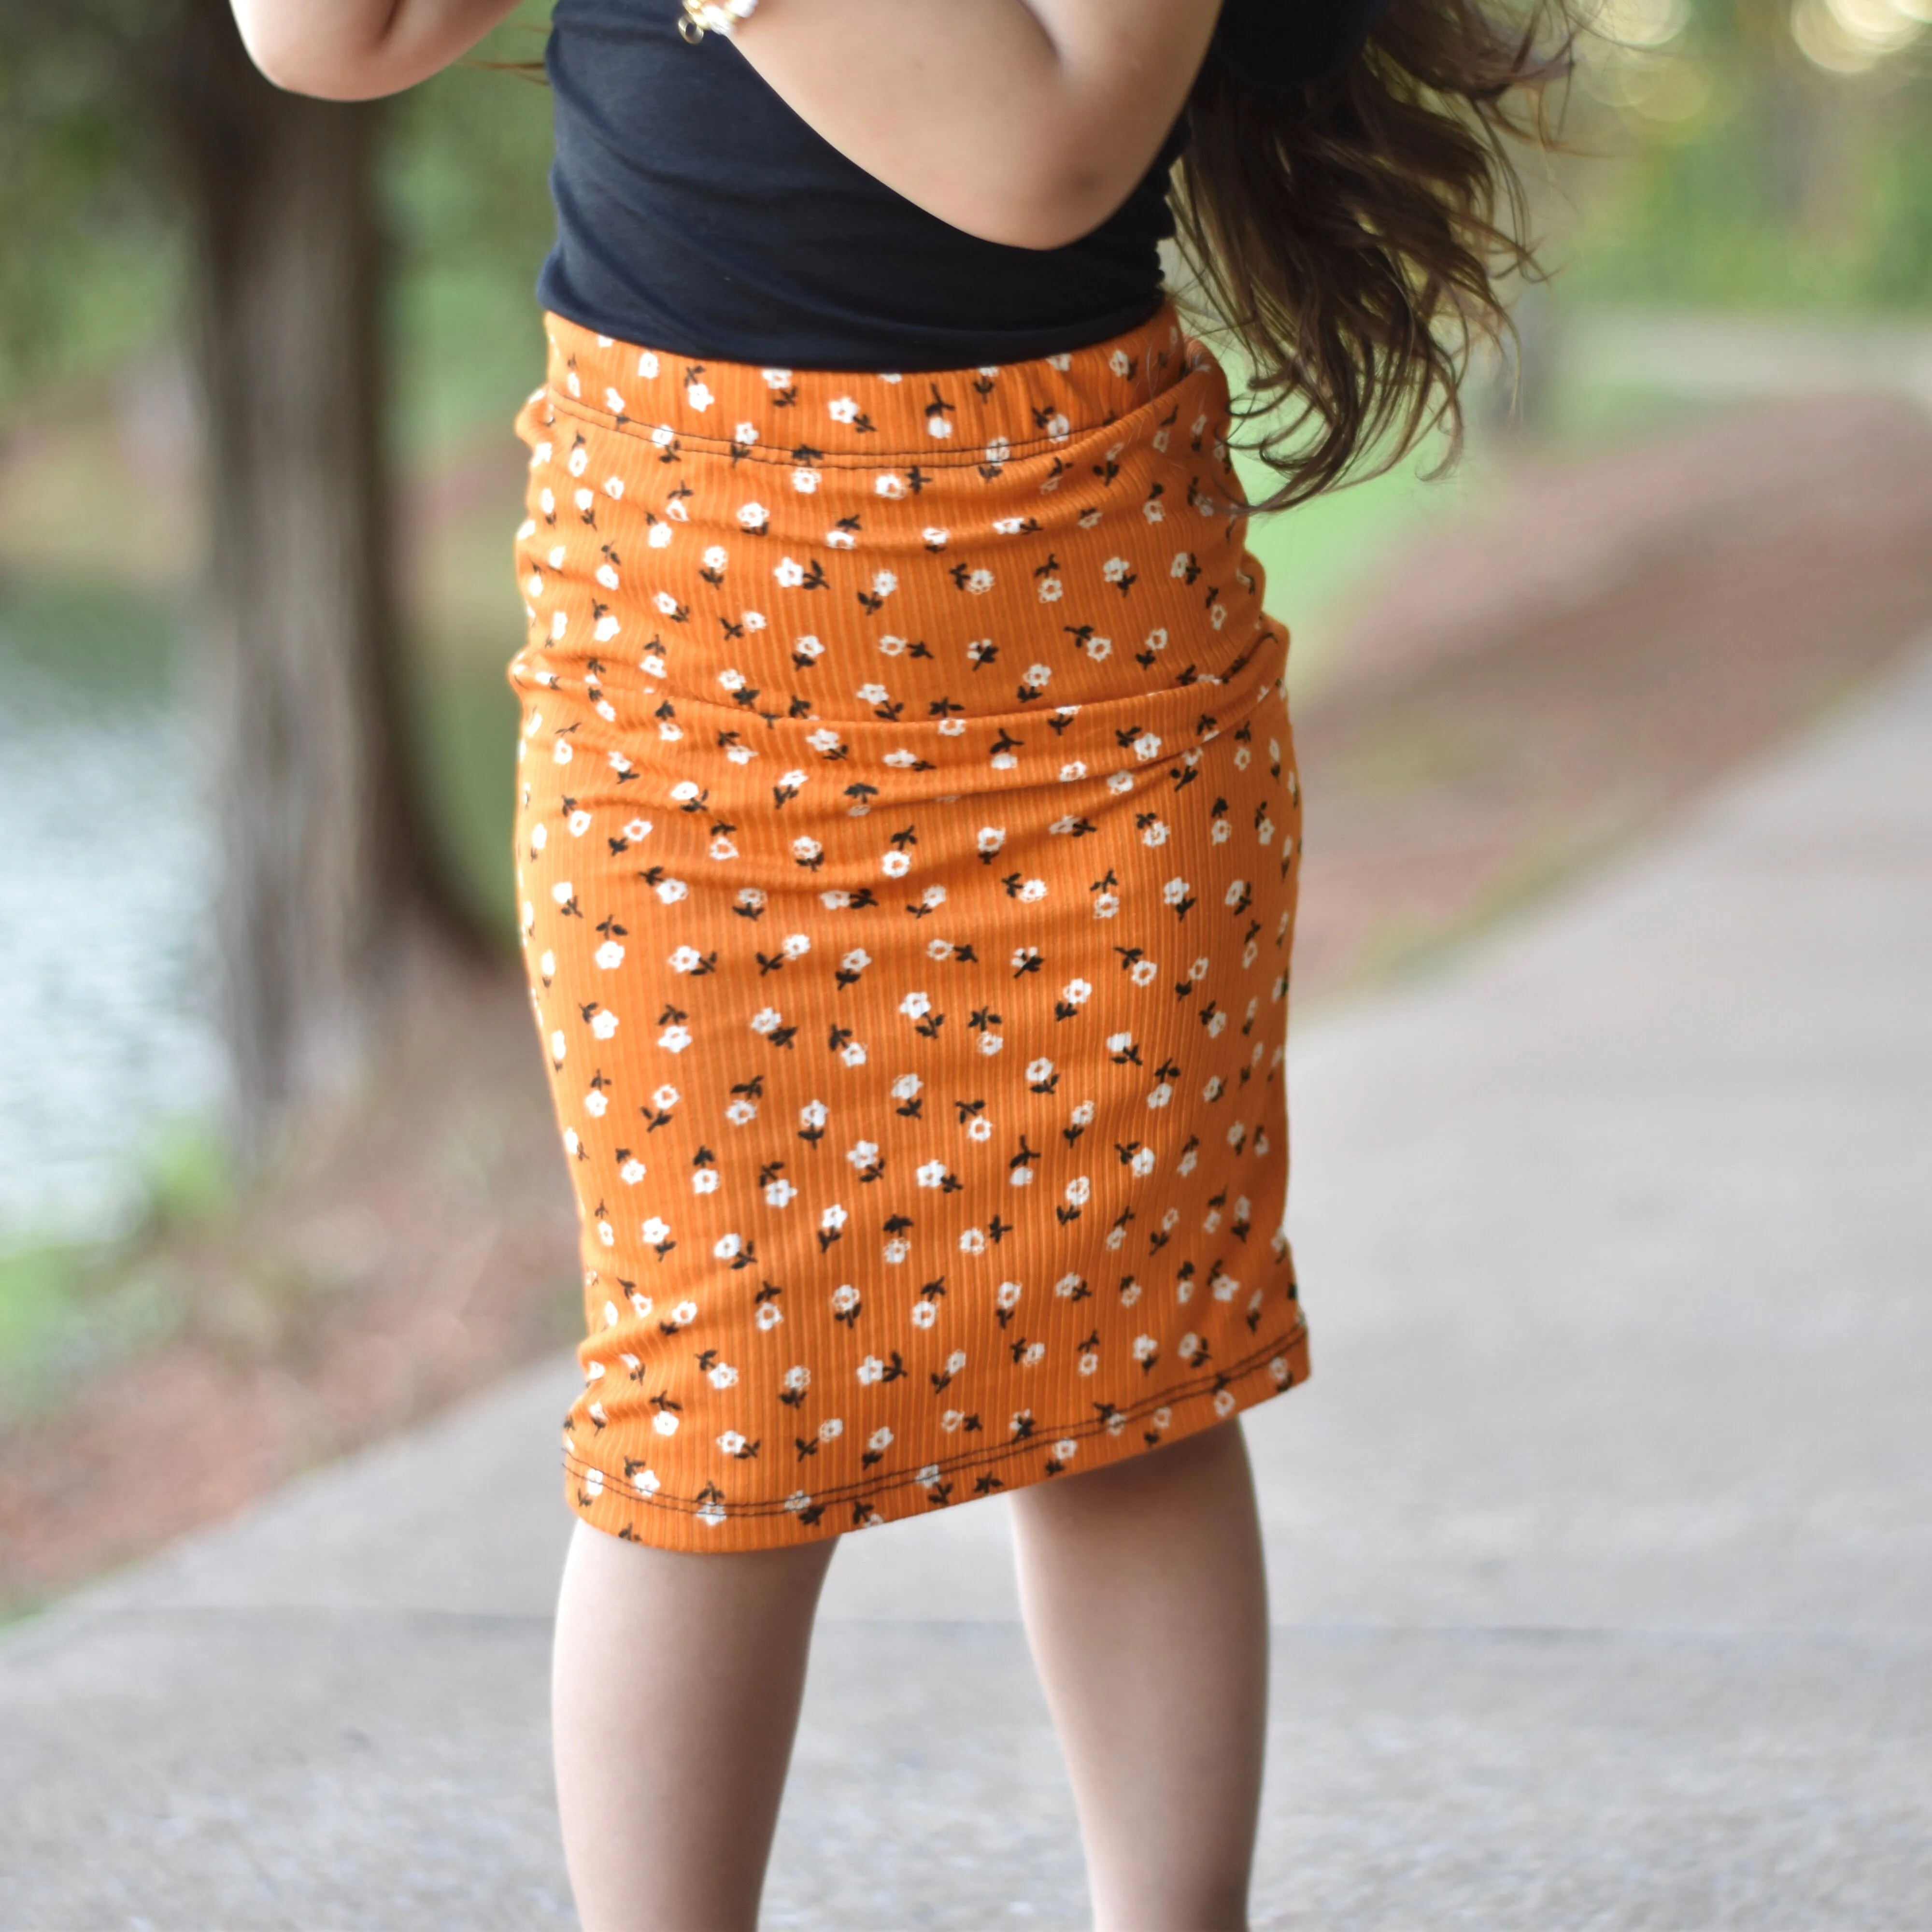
[5,649,1930,1931]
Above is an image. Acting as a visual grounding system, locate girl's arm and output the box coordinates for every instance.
[233,0,1222,253]
[229,0,527,100]
[734,0,1222,249]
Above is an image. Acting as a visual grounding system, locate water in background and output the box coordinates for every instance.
[0,589,224,1247]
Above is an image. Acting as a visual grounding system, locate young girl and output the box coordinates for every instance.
[234,3,1573,1925]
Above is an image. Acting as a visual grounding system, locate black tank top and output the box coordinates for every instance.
[535,0,1390,371]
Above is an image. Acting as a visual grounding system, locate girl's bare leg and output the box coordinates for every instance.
[1010,1418,1270,1932]
[551,1519,837,1932]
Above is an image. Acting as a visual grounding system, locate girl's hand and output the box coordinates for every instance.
[733,0,1223,249]
[229,0,527,99]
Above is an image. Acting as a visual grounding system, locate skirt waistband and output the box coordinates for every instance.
[539,300,1204,470]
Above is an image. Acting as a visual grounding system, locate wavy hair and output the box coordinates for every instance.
[1173,0,1580,512]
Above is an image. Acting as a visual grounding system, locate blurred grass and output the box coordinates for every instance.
[0,1117,227,1425]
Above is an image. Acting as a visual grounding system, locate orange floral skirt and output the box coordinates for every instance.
[508,301,1307,1551]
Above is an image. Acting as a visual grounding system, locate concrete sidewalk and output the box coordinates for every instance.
[5,649,1930,1930]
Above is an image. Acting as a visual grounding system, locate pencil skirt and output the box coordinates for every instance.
[508,300,1308,1551]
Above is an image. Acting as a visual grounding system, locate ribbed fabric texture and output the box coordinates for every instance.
[509,304,1308,1551]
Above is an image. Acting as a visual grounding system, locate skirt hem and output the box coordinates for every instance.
[562,1315,1309,1552]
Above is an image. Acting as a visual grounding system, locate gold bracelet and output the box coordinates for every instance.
[678,0,760,43]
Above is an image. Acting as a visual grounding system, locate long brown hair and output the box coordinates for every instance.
[1173,0,1580,512]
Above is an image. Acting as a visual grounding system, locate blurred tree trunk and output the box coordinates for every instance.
[164,0,425,1161]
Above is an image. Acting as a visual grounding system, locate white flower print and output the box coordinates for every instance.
[828,396,861,424]
[595,939,625,969]
[654,876,689,905]
[881,850,911,879]
[898,992,932,1021]
[669,945,705,973]
[620,1158,646,1185]
[714,1233,743,1260]
[1062,979,1092,1007]
[1017,878,1048,903]
[737,501,767,530]
[765,1177,796,1208]
[916,1160,950,1189]
[735,422,759,446]
[761,367,792,389]
[750,1007,783,1036]
[831,1285,860,1318]
[1128,959,1159,987]
[591,1009,620,1040]
[793,467,820,494]
[658,1024,692,1052]
[693,1168,720,1195]
[708,1361,739,1391]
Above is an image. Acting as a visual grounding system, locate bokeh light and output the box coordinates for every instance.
[1792,0,1929,73]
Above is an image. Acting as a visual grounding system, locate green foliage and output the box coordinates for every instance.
[0,2,185,409]
[1562,0,1932,313]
